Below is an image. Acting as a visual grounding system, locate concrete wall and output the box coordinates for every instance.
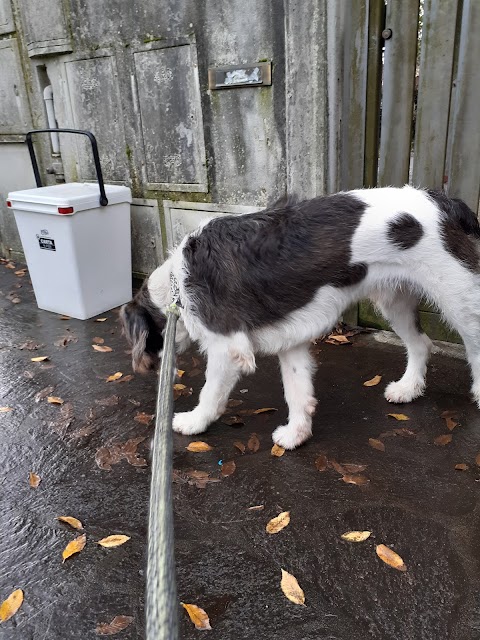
[0,0,332,274]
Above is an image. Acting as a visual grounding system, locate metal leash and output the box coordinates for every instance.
[146,302,180,640]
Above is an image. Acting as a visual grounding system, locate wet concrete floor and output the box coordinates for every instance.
[1,260,480,639]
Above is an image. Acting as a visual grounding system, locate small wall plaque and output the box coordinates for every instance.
[208,62,271,90]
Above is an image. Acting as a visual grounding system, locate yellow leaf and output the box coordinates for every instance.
[173,383,186,391]
[57,516,83,530]
[92,345,113,353]
[271,444,285,457]
[0,589,24,622]
[186,441,213,452]
[341,531,372,542]
[181,603,212,630]
[327,334,350,344]
[29,472,41,488]
[387,413,410,421]
[266,511,290,534]
[95,317,107,322]
[31,356,49,362]
[376,544,407,571]
[106,372,123,382]
[97,534,131,548]
[177,369,185,378]
[280,569,305,605]
[62,534,87,563]
[47,396,64,405]
[363,375,382,387]
[0,407,13,413]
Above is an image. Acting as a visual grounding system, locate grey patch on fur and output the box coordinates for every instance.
[426,190,480,272]
[388,213,424,250]
[120,279,166,372]
[182,193,368,334]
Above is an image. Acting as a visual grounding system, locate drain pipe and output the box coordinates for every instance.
[43,86,60,155]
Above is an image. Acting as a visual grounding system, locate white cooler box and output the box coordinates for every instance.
[7,182,132,320]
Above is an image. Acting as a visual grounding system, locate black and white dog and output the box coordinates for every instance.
[121,186,480,450]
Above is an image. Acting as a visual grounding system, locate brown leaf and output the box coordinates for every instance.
[476,452,480,467]
[253,407,277,415]
[59,315,71,320]
[95,395,119,407]
[247,433,260,452]
[387,413,410,421]
[247,504,265,511]
[95,317,107,322]
[280,569,305,605]
[341,531,372,542]
[445,416,459,431]
[271,444,285,457]
[434,433,452,446]
[177,369,185,378]
[191,356,201,368]
[31,356,49,362]
[221,415,245,426]
[34,386,55,402]
[363,375,382,387]
[454,463,469,471]
[15,269,26,276]
[92,345,112,353]
[97,535,130,548]
[29,472,41,488]
[106,372,123,382]
[0,589,24,622]
[54,334,77,348]
[266,511,290,534]
[18,339,43,351]
[368,438,385,452]
[0,407,13,413]
[227,399,243,408]
[62,534,87,563]
[96,615,134,636]
[57,516,83,530]
[173,384,193,400]
[315,454,328,471]
[185,470,209,480]
[340,463,368,474]
[441,409,458,419]
[342,474,370,486]
[95,437,147,470]
[233,441,246,454]
[221,460,236,477]
[187,368,202,378]
[134,412,154,425]
[47,396,64,405]
[327,333,350,344]
[5,262,15,269]
[181,603,212,631]
[186,441,213,452]
[93,337,105,344]
[376,544,407,572]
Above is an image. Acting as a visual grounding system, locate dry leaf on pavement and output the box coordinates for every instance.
[186,441,213,452]
[57,516,83,530]
[476,452,480,466]
[342,474,370,486]
[445,416,459,431]
[376,544,407,571]
[0,407,13,413]
[221,460,236,477]
[364,375,382,387]
[134,412,154,425]
[221,415,245,426]
[280,569,305,605]
[388,413,410,421]
[454,463,468,471]
[434,434,452,446]
[271,444,285,457]
[247,433,260,452]
[47,396,64,405]
[341,531,372,542]
[326,334,350,345]
[96,615,134,636]
[93,337,104,344]
[29,472,41,488]
[92,345,112,353]
[97,535,131,548]
[266,511,290,534]
[181,603,212,630]
[227,399,243,408]
[177,369,185,378]
[233,441,246,454]
[106,372,123,382]
[62,534,87,563]
[95,318,107,322]
[315,454,328,471]
[368,438,385,452]
[31,356,49,362]
[0,589,24,622]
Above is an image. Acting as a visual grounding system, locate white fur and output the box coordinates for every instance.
[151,186,480,448]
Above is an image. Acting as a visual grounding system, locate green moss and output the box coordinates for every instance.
[125,145,132,161]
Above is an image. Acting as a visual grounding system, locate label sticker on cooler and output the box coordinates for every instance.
[38,237,56,251]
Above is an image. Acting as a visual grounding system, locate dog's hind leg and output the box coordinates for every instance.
[173,332,255,436]
[272,342,317,449]
[371,288,432,403]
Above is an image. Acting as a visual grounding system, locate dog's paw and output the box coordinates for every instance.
[384,379,425,404]
[272,423,312,450]
[306,396,318,417]
[172,411,208,436]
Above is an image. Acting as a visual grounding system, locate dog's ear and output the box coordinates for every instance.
[120,284,166,373]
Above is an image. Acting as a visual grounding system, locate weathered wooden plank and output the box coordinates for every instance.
[444,0,480,212]
[377,0,420,187]
[364,0,384,188]
[412,0,459,189]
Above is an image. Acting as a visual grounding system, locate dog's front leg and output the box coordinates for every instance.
[173,336,252,436]
[273,343,317,450]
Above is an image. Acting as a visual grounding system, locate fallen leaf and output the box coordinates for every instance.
[0,589,24,622]
[14,269,26,276]
[186,441,213,452]
[454,463,468,471]
[233,441,246,454]
[388,413,410,421]
[476,452,480,467]
[341,530,372,542]
[47,396,64,405]
[92,345,112,353]
[445,416,459,431]
[173,383,186,391]
[315,454,328,471]
[59,315,71,320]
[93,337,105,344]
[49,402,74,436]
[18,339,43,351]
[97,535,130,548]
[0,407,13,413]
[34,386,55,402]
[280,569,305,605]
[5,262,15,269]
[95,318,107,322]
[342,474,370,486]
[378,428,415,439]
[191,356,201,368]
[95,437,147,470]
[9,297,21,304]
[247,504,265,511]
[31,356,49,362]
[327,334,350,344]
[62,534,87,563]
[363,375,382,387]
[376,544,407,572]
[116,374,133,383]
[177,369,185,378]
[29,472,41,488]
[368,438,385,452]
[441,409,458,418]
[95,395,120,407]
[134,412,154,425]
[187,368,202,378]
[221,415,245,426]
[96,615,134,636]
[57,516,83,530]
[221,460,236,477]
[253,407,277,414]
[341,463,368,474]
[247,433,260,452]
[181,603,212,631]
[54,334,78,348]
[266,511,290,534]
[106,372,123,382]
[173,384,193,400]
[186,470,209,480]
[434,433,452,446]
[271,444,285,457]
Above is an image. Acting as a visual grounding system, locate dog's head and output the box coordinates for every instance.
[120,281,166,373]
